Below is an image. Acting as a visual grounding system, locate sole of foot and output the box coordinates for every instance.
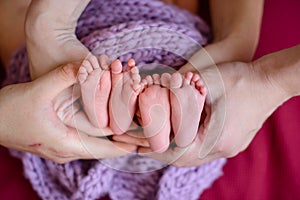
[138,74,171,153]
[109,59,142,134]
[78,55,111,128]
[169,72,207,147]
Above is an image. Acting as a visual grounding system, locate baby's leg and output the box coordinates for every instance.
[78,55,111,128]
[139,74,171,153]
[170,72,207,147]
[109,59,142,134]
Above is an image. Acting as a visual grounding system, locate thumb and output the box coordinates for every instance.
[33,63,79,99]
[198,100,224,159]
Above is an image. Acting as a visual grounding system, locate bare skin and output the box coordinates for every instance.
[138,74,171,153]
[0,64,137,163]
[77,63,207,153]
[20,0,262,163]
[109,59,142,134]
[0,0,138,163]
[78,55,111,128]
[169,72,207,147]
[135,72,206,152]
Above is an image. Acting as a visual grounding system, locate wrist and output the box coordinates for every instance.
[251,61,293,115]
[217,34,258,62]
[25,4,75,41]
[252,45,300,98]
[178,37,258,74]
[26,0,90,27]
[25,0,91,44]
[25,0,91,79]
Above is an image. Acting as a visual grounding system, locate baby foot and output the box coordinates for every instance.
[138,74,171,153]
[170,72,207,147]
[109,59,142,134]
[78,55,111,128]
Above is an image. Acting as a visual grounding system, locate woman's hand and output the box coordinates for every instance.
[0,64,136,164]
[122,44,300,167]
[113,51,295,166]
[25,0,91,79]
[25,0,107,137]
[131,0,264,166]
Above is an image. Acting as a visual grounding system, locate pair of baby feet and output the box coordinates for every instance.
[77,55,207,153]
[78,55,141,133]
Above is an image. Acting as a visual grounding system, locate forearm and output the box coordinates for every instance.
[253,44,300,98]
[210,0,264,61]
[26,0,90,29]
[25,0,91,79]
[179,0,264,74]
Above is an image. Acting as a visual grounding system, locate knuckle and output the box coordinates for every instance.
[58,65,71,82]
[215,142,236,157]
[214,142,227,153]
[57,64,76,82]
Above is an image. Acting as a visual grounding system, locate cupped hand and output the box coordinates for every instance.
[114,60,289,167]
[0,64,136,164]
[24,0,108,137]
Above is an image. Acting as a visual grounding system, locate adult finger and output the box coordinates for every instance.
[139,142,223,167]
[138,143,188,165]
[64,107,115,137]
[75,131,137,159]
[196,66,226,159]
[113,134,150,147]
[34,63,79,99]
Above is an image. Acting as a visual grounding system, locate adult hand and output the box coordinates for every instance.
[111,34,262,160]
[152,0,263,151]
[25,0,109,137]
[114,58,290,167]
[25,0,91,79]
[99,0,266,164]
[0,64,136,164]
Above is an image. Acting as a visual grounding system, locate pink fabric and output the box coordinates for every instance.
[0,0,300,199]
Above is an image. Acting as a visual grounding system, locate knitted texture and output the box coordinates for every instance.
[2,0,227,199]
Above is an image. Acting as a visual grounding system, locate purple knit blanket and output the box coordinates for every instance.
[2,0,226,199]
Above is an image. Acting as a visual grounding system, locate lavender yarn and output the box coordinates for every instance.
[3,0,227,199]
